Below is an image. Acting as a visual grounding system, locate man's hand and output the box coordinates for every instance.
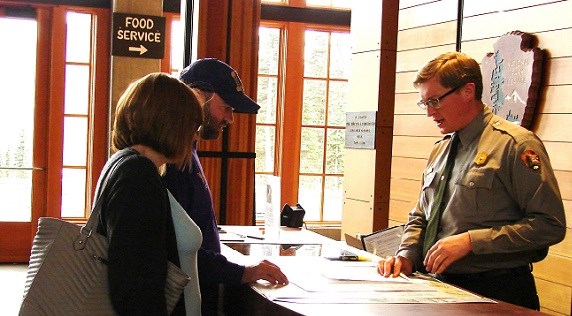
[423,232,472,274]
[377,255,413,278]
[241,259,289,285]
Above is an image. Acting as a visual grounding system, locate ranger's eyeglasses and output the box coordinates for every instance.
[417,85,462,110]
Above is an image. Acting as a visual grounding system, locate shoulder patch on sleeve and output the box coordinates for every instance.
[520,149,541,171]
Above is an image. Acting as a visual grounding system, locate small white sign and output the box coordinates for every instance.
[264,175,281,240]
[345,111,376,149]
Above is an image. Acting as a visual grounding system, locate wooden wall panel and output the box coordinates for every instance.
[344,149,376,202]
[555,170,571,200]
[550,228,572,256]
[541,86,572,114]
[394,93,420,114]
[536,28,572,58]
[350,0,381,53]
[533,114,572,142]
[398,0,457,30]
[535,277,572,315]
[398,0,438,10]
[349,51,380,110]
[389,178,420,203]
[395,71,417,93]
[545,142,572,171]
[341,198,373,237]
[544,57,572,86]
[391,157,426,181]
[392,135,440,159]
[397,21,457,51]
[462,1,572,41]
[388,199,413,223]
[462,0,559,16]
[396,45,456,72]
[394,114,441,137]
[535,253,572,287]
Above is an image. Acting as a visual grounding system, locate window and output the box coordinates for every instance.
[60,11,95,218]
[255,20,350,223]
[161,12,183,75]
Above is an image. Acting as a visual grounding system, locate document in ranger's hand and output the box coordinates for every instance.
[360,225,404,257]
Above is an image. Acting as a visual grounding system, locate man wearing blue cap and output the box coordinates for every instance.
[163,58,288,315]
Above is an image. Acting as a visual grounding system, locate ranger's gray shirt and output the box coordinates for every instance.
[398,105,566,274]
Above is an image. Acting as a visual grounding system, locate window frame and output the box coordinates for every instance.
[256,14,350,224]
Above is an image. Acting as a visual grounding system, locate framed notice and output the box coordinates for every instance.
[345,111,376,149]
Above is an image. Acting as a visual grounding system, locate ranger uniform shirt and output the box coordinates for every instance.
[397,105,566,274]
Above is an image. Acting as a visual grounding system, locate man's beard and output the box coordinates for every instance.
[199,103,227,140]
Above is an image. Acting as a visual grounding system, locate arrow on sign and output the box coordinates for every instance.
[129,45,148,55]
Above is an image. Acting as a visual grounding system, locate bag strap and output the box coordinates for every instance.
[74,151,129,250]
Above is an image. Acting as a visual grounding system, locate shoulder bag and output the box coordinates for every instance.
[19,155,190,315]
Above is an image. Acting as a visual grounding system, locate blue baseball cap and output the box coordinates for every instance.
[179,58,260,114]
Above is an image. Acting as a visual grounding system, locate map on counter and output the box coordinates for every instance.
[252,257,496,304]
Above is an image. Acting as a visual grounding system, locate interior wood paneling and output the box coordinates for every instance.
[344,149,376,202]
[388,199,413,223]
[395,71,418,93]
[535,277,572,315]
[397,21,457,51]
[350,0,381,53]
[545,141,572,171]
[389,178,420,203]
[398,0,457,30]
[463,0,559,17]
[341,198,373,237]
[394,92,423,114]
[549,228,572,257]
[392,135,440,159]
[391,156,426,181]
[460,38,503,64]
[398,0,438,10]
[396,44,457,72]
[349,51,380,110]
[554,170,571,200]
[533,114,572,142]
[540,85,572,114]
[536,28,572,58]
[462,1,572,42]
[534,253,572,287]
[394,114,442,137]
[544,57,572,86]
[388,219,405,228]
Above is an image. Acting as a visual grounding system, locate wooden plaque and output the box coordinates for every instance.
[481,31,543,129]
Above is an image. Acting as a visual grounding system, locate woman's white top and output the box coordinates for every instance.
[168,190,203,316]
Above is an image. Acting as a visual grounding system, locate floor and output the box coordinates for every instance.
[0,263,27,315]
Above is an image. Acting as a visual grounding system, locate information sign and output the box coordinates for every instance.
[112,13,166,59]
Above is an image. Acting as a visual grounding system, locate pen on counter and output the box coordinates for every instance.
[234,233,265,240]
[325,255,370,261]
[399,273,411,281]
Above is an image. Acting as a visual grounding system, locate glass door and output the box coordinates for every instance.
[0,8,44,261]
[0,14,37,222]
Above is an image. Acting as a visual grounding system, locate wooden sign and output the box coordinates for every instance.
[481,31,543,129]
